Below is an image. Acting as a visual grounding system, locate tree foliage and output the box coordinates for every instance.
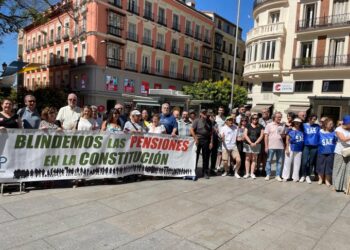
[183,79,248,109]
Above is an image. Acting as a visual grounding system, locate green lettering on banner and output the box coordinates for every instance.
[70,136,84,148]
[14,135,26,148]
[63,155,76,165]
[79,152,89,165]
[44,155,60,167]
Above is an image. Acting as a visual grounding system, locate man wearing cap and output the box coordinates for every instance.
[123,110,144,132]
[160,103,178,136]
[190,109,213,179]
[221,116,241,178]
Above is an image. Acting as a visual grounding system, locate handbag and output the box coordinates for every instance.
[341,146,350,158]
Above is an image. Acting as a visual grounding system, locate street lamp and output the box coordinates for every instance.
[230,0,241,113]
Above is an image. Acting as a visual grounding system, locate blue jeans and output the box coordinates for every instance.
[301,145,318,177]
[265,149,284,177]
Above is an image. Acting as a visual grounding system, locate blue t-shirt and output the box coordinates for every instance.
[318,130,337,154]
[288,129,304,152]
[160,114,178,135]
[18,107,41,129]
[303,123,320,146]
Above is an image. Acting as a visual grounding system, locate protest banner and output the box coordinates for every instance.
[0,130,196,182]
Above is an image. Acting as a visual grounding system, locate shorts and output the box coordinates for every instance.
[316,153,334,176]
[222,146,240,162]
[243,143,261,154]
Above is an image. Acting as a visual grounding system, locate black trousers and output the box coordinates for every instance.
[196,140,211,175]
[210,143,218,171]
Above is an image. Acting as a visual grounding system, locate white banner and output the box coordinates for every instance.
[0,130,196,182]
[273,82,294,93]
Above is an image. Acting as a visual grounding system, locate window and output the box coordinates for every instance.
[173,14,179,30]
[185,20,191,34]
[126,51,136,69]
[49,52,54,65]
[260,41,276,60]
[144,1,152,19]
[155,58,163,74]
[81,44,86,63]
[43,54,47,64]
[74,46,78,64]
[261,82,273,92]
[223,41,226,52]
[64,48,69,63]
[184,43,190,56]
[329,39,345,64]
[64,22,69,36]
[56,50,61,64]
[192,68,198,81]
[142,55,150,72]
[109,12,122,28]
[194,47,199,59]
[304,3,316,28]
[170,61,177,77]
[218,20,222,29]
[322,80,343,92]
[295,81,313,92]
[57,26,62,39]
[158,7,165,24]
[269,12,280,23]
[143,28,151,44]
[301,42,313,58]
[82,15,87,32]
[171,39,178,53]
[50,29,54,41]
[128,23,137,40]
[195,24,200,38]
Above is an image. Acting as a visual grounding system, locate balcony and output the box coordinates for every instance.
[144,10,154,21]
[127,32,138,42]
[243,59,281,77]
[35,42,41,49]
[202,56,211,64]
[108,25,123,37]
[185,28,193,37]
[172,23,181,32]
[141,67,151,74]
[48,38,54,45]
[297,13,350,32]
[55,35,61,43]
[193,53,200,61]
[292,55,350,69]
[157,16,167,27]
[204,36,211,44]
[183,50,191,58]
[127,4,139,15]
[213,62,221,70]
[171,47,179,55]
[194,32,202,41]
[142,36,153,47]
[246,22,285,43]
[125,62,137,71]
[107,57,122,68]
[156,41,166,51]
[42,41,47,47]
[62,33,70,40]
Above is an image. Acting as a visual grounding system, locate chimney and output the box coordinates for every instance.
[185,0,196,8]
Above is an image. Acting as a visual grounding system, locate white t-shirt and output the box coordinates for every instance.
[148,124,166,134]
[221,124,238,150]
[56,105,81,130]
[77,118,98,131]
[215,115,225,133]
[334,126,350,154]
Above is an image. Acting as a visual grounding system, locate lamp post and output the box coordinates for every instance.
[230,0,241,113]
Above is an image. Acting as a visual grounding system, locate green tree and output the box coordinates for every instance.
[183,79,248,110]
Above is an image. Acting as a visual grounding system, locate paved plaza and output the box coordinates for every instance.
[0,175,350,250]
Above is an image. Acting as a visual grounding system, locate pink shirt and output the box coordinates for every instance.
[264,122,285,149]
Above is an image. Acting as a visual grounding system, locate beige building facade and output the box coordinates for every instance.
[244,0,350,122]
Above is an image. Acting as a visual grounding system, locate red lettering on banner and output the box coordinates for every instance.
[129,136,191,152]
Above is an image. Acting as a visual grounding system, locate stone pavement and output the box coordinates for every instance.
[0,176,350,250]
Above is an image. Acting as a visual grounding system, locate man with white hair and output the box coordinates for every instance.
[114,103,127,128]
[56,93,81,130]
[17,94,40,129]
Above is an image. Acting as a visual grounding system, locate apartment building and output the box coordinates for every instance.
[202,12,245,85]
[19,0,214,109]
[244,0,350,122]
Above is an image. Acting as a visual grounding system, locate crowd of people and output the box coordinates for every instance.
[1,93,350,194]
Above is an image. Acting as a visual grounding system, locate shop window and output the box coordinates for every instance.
[261,82,273,92]
[295,81,313,92]
[322,80,343,92]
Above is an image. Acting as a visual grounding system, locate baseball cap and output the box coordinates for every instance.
[343,115,350,125]
[225,116,234,121]
[131,110,141,116]
[293,118,303,123]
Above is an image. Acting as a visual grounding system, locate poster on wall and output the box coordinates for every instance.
[154,83,162,89]
[141,81,150,95]
[169,85,176,90]
[124,78,135,93]
[81,74,87,89]
[105,75,118,91]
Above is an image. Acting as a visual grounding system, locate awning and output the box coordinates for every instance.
[286,105,310,113]
[251,104,273,113]
[135,102,161,107]
[17,63,46,73]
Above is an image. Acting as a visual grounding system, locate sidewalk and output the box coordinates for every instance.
[0,175,349,250]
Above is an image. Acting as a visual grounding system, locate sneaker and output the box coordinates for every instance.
[293,179,299,183]
[299,176,305,183]
[265,175,270,181]
[276,176,283,182]
[221,172,228,177]
[283,178,288,182]
[235,173,241,179]
[243,174,249,179]
[306,176,312,184]
[250,174,256,179]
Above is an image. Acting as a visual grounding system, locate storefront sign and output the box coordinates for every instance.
[106,75,118,91]
[169,85,176,90]
[124,78,135,93]
[273,82,294,93]
[154,83,162,89]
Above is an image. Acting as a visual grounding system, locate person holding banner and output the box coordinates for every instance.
[148,114,166,134]
[0,99,22,129]
[56,93,81,130]
[101,108,122,133]
[39,107,61,130]
[124,110,145,133]
[75,106,99,131]
[17,95,40,129]
[160,103,178,136]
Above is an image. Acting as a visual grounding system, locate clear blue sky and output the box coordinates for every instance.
[0,0,254,65]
